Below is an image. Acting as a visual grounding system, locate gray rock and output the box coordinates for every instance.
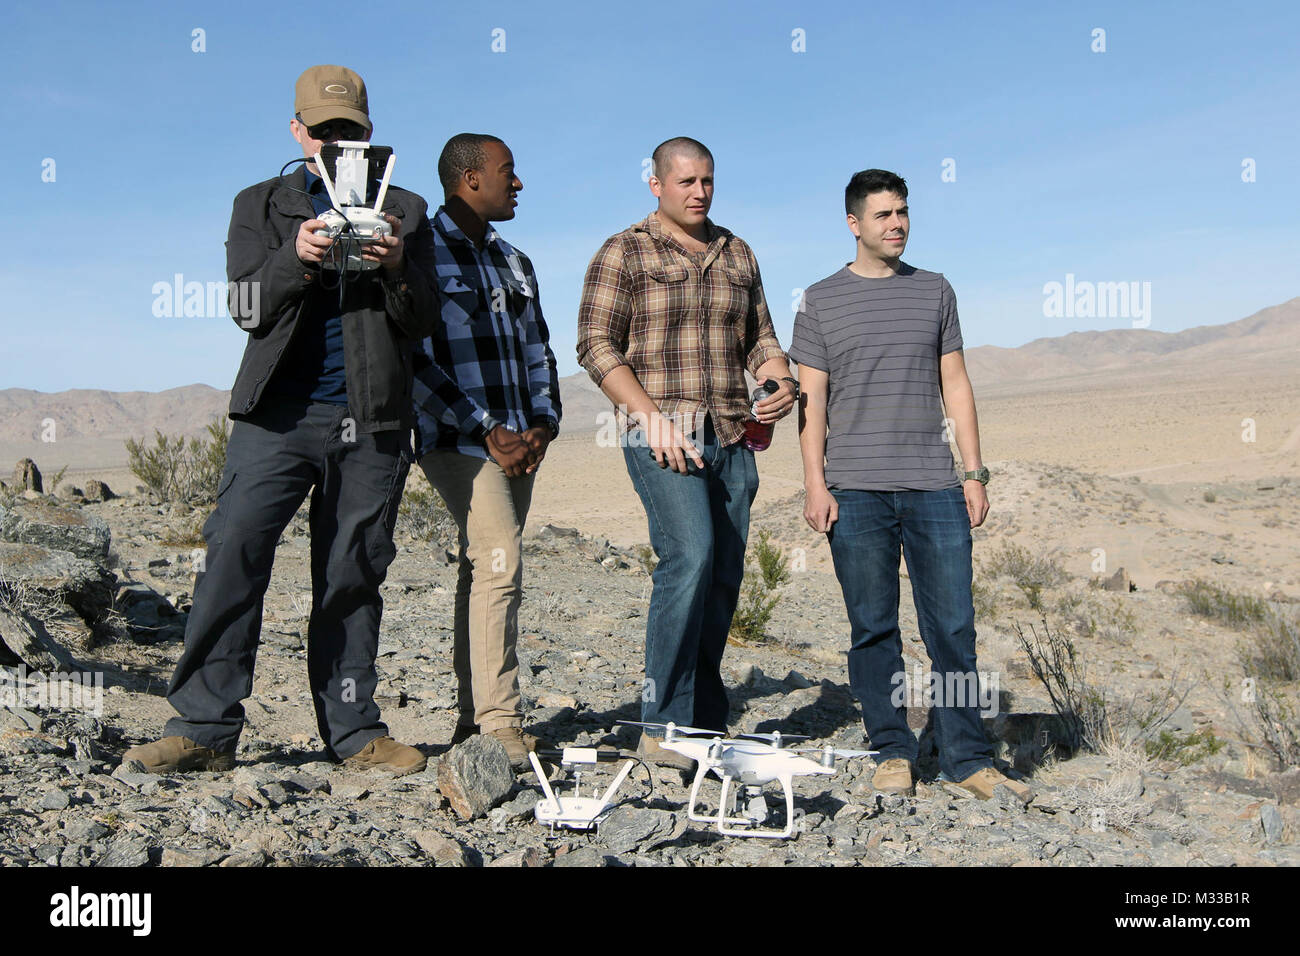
[486,846,550,867]
[99,837,151,867]
[0,500,111,561]
[1102,567,1133,592]
[219,850,267,867]
[39,788,70,811]
[0,541,115,631]
[553,846,620,867]
[597,806,677,854]
[437,734,514,820]
[286,771,329,794]
[0,606,77,672]
[11,459,42,494]
[83,480,115,502]
[413,830,467,866]
[160,846,221,867]
[1260,804,1283,844]
[0,728,69,756]
[63,818,109,842]
[0,705,42,732]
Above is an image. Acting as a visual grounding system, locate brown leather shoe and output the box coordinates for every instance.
[637,732,697,772]
[871,758,915,796]
[343,736,427,775]
[488,727,543,770]
[121,736,235,774]
[953,766,1034,804]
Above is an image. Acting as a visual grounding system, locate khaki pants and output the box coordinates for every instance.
[420,450,535,732]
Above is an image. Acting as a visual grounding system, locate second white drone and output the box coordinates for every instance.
[623,721,875,839]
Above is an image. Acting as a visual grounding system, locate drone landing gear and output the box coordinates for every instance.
[688,767,800,839]
[529,751,636,832]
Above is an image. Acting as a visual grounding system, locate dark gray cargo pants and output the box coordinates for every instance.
[164,398,411,759]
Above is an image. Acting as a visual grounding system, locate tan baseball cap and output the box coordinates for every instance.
[294,65,371,131]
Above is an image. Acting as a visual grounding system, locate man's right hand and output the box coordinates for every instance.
[646,411,705,474]
[486,425,533,477]
[296,219,335,266]
[804,484,839,533]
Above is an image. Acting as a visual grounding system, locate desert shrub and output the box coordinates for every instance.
[729,531,789,645]
[1238,612,1300,683]
[1015,616,1192,755]
[635,544,658,576]
[1058,591,1140,643]
[1203,490,1216,503]
[125,417,229,504]
[754,530,790,590]
[971,578,1000,621]
[983,542,1067,612]
[1222,616,1300,768]
[395,475,457,549]
[1177,579,1270,628]
[1143,728,1225,766]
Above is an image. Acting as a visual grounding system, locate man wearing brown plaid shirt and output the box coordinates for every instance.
[577,137,796,767]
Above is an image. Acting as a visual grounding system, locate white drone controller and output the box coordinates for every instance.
[312,141,396,271]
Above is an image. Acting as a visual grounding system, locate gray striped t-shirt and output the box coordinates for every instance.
[788,264,963,492]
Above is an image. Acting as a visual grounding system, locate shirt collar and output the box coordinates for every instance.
[433,205,505,251]
[638,209,725,247]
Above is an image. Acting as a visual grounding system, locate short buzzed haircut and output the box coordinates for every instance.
[438,133,506,193]
[652,137,714,181]
[845,169,908,217]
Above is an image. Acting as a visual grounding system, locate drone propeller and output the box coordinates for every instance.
[790,746,878,758]
[734,732,811,747]
[617,720,724,738]
[789,745,879,768]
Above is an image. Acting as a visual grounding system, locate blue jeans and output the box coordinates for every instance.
[826,487,993,781]
[623,417,759,732]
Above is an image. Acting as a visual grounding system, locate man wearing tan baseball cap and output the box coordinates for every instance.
[124,65,441,776]
[295,64,373,133]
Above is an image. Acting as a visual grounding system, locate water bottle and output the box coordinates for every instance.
[743,380,781,452]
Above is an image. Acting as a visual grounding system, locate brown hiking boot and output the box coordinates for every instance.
[488,727,543,771]
[871,758,915,796]
[449,723,478,746]
[121,736,235,774]
[953,766,1034,804]
[343,736,427,775]
[637,732,697,773]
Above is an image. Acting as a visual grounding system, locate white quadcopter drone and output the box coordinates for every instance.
[620,721,876,839]
[527,747,644,832]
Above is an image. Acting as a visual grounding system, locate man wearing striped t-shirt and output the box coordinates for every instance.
[789,169,1032,804]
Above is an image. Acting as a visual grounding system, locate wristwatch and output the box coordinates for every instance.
[963,467,990,485]
[780,376,801,399]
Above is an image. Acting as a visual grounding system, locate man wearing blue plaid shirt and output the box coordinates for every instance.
[412,133,561,768]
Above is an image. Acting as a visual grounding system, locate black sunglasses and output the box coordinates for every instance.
[299,115,368,141]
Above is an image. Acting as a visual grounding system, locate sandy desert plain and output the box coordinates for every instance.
[0,297,1296,867]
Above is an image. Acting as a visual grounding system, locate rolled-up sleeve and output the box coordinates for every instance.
[576,237,634,385]
[742,262,788,376]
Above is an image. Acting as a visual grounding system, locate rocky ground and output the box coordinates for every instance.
[0,462,1297,867]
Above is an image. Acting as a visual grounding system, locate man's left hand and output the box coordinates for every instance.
[963,479,989,528]
[753,377,797,423]
[363,213,406,275]
[522,426,551,474]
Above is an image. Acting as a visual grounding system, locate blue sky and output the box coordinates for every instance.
[2,0,1296,391]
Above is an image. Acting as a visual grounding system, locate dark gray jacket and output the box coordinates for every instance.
[225,166,440,432]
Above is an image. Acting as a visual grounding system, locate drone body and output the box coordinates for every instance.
[620,722,875,839]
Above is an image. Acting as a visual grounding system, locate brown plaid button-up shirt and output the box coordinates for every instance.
[576,211,788,447]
